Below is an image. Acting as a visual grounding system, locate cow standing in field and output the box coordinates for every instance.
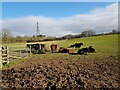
[27,44,46,54]
[50,44,58,53]
[75,43,83,48]
[69,42,83,48]
[69,44,75,48]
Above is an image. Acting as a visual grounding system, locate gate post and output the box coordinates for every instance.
[0,46,2,69]
[30,45,31,56]
[20,49,21,58]
[6,46,9,64]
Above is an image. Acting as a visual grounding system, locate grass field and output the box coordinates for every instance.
[1,34,119,68]
[2,34,119,54]
[1,34,119,89]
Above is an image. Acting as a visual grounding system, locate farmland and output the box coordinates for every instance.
[1,34,120,89]
[2,34,119,59]
[3,34,119,53]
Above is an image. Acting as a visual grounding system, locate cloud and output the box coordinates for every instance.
[1,3,118,37]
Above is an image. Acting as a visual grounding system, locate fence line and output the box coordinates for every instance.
[1,46,9,64]
[1,46,31,67]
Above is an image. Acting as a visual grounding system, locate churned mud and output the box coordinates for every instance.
[1,54,119,89]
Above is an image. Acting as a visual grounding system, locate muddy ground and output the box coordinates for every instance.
[1,54,120,89]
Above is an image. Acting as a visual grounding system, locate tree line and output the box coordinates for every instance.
[1,29,119,44]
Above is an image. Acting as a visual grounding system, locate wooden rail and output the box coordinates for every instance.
[0,46,31,68]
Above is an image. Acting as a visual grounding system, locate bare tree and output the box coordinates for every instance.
[2,28,12,38]
[81,30,96,37]
[111,30,118,34]
[2,28,13,43]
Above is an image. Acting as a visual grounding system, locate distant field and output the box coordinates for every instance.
[2,34,119,56]
[58,34,119,58]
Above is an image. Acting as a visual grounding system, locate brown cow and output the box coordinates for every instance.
[50,44,58,53]
[58,47,74,53]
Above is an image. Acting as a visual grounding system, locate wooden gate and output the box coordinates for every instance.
[0,46,31,67]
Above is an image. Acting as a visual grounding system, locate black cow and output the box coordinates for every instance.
[69,42,83,48]
[27,44,46,54]
[77,46,96,55]
[74,43,83,48]
[77,48,88,55]
[88,46,95,52]
[69,44,75,48]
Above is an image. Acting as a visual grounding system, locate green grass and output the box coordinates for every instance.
[1,34,119,69]
[56,34,118,57]
[2,34,119,54]
[2,34,119,55]
[2,55,33,69]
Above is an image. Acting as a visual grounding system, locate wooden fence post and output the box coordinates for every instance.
[6,46,9,64]
[0,46,2,69]
[27,49,29,57]
[20,49,21,58]
[30,45,31,56]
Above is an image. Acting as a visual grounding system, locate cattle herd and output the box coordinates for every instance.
[26,42,96,55]
[50,42,96,55]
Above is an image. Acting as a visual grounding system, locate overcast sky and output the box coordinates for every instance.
[1,2,118,37]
